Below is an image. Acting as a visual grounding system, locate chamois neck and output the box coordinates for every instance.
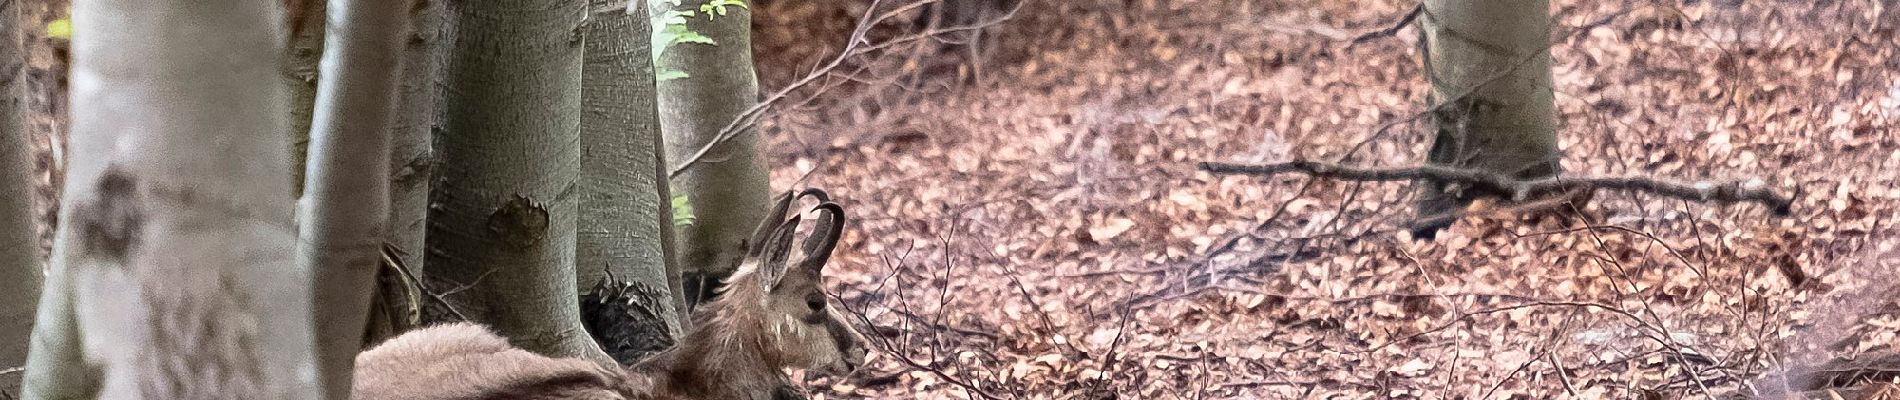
[630,299,791,400]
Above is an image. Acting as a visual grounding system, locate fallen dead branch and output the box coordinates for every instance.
[1200,160,1796,216]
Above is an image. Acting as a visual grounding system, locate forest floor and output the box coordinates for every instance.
[11,0,1897,399]
[751,0,1900,398]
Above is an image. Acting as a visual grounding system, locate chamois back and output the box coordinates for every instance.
[351,323,632,400]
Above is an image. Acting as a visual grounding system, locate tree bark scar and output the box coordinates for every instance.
[78,167,144,263]
[487,194,549,249]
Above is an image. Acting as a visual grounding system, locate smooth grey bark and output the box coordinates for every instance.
[577,0,685,364]
[285,0,326,197]
[369,0,442,340]
[648,0,769,306]
[20,0,315,397]
[387,0,441,281]
[298,0,411,397]
[1411,0,1558,237]
[428,0,609,362]
[0,0,40,391]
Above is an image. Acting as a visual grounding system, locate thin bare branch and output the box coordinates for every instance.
[668,0,1024,178]
[1349,3,1422,45]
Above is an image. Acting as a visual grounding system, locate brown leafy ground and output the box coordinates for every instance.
[751,0,1900,398]
[13,0,1895,398]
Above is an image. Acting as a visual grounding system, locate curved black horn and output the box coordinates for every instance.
[798,202,845,271]
[796,188,831,203]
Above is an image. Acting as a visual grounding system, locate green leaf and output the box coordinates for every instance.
[671,193,696,227]
[45,18,71,40]
[655,68,689,82]
[699,0,748,18]
[650,0,738,80]
[672,29,715,45]
[651,9,715,64]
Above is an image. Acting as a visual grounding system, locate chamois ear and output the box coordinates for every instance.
[756,215,802,289]
[745,190,798,259]
[798,202,845,273]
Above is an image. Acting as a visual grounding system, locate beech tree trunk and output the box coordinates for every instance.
[1411,0,1559,237]
[298,0,411,397]
[576,0,686,364]
[368,0,443,339]
[285,0,326,197]
[20,0,317,397]
[427,0,608,362]
[0,0,38,391]
[648,0,770,306]
[387,0,441,285]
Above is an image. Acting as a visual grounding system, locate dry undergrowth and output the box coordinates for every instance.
[752,0,1900,398]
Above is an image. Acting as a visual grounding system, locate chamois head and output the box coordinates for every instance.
[700,189,869,376]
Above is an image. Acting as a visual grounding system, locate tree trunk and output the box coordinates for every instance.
[20,0,316,397]
[576,0,685,365]
[1411,0,1558,238]
[367,0,443,342]
[284,0,326,198]
[299,0,411,396]
[649,0,769,306]
[0,0,39,391]
[387,0,440,288]
[428,0,608,362]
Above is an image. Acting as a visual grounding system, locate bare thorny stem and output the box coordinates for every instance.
[831,228,1010,399]
[836,268,1006,400]
[667,0,1024,178]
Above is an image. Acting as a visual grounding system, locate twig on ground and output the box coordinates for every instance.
[835,229,1013,400]
[1200,160,1796,215]
[1085,307,1133,397]
[836,276,1006,400]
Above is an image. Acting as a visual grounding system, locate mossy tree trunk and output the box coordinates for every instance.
[298,0,411,397]
[0,0,38,391]
[426,0,609,362]
[577,0,686,364]
[648,0,769,307]
[20,0,316,396]
[1411,0,1559,237]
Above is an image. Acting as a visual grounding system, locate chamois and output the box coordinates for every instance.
[352,191,870,400]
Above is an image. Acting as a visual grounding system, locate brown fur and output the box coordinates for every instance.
[351,323,633,400]
[353,191,868,400]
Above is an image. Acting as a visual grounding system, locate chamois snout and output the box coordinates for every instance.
[818,306,870,375]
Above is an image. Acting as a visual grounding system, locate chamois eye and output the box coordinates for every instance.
[805,296,825,311]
